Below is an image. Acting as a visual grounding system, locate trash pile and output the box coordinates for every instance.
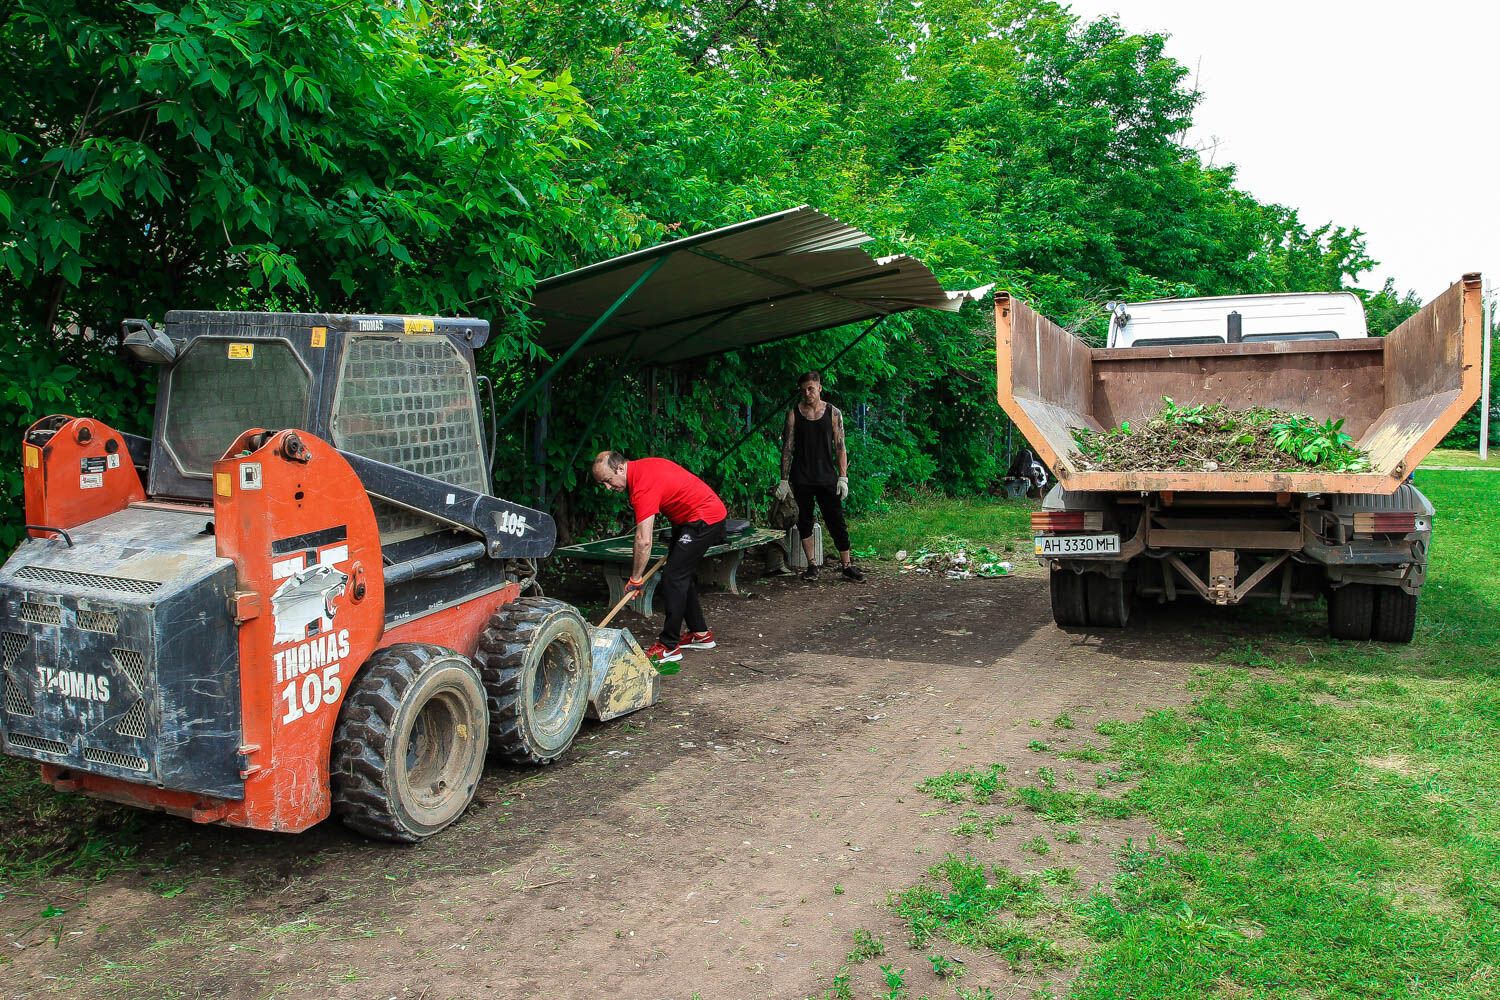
[1072,397,1370,474]
[896,540,1013,579]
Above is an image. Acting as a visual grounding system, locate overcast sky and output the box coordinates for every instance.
[1063,0,1497,303]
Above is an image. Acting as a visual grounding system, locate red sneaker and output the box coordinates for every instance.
[680,630,717,649]
[645,641,683,663]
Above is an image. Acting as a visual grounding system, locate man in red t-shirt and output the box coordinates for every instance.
[592,451,728,663]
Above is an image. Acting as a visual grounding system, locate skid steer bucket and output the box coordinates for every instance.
[587,627,660,721]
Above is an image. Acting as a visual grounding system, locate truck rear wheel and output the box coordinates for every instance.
[1049,568,1088,627]
[1327,583,1375,640]
[1372,587,1418,644]
[475,597,591,765]
[1086,573,1131,628]
[331,644,489,843]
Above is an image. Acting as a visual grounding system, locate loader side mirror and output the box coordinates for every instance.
[122,319,177,365]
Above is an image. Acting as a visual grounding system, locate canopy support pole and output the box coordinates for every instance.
[552,331,647,502]
[502,253,671,426]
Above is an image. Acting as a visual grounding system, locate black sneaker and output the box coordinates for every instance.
[841,563,865,582]
[800,564,819,581]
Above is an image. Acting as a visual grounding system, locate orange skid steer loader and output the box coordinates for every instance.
[0,311,658,842]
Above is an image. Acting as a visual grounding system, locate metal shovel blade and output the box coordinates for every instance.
[587,626,660,721]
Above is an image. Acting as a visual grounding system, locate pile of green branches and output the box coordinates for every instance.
[1072,397,1370,473]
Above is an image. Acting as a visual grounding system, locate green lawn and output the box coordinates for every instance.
[850,494,1037,561]
[846,472,1500,999]
[1419,447,1500,469]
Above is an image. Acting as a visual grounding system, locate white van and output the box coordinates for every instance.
[1106,291,1368,348]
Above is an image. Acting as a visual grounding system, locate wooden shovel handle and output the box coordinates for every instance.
[597,554,668,628]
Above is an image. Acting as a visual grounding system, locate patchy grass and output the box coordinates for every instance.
[1068,470,1500,998]
[1419,447,1500,469]
[919,764,1008,805]
[0,755,142,886]
[851,495,1035,562]
[871,471,1497,998]
[891,855,1069,969]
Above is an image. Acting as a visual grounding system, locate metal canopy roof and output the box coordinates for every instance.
[528,206,990,365]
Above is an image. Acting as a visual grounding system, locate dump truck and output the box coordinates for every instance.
[997,273,1485,642]
[1,311,658,842]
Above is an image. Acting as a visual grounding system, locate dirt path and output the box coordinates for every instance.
[1,569,1229,1000]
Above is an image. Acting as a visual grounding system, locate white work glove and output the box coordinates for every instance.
[775,479,793,500]
[836,476,849,500]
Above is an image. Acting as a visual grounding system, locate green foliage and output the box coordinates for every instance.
[1268,414,1368,471]
[892,854,1068,967]
[2,0,1401,548]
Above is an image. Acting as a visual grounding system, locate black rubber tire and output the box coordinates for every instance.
[474,597,592,766]
[1049,568,1088,628]
[1086,573,1131,628]
[1327,583,1375,640]
[1372,587,1418,644]
[330,643,489,843]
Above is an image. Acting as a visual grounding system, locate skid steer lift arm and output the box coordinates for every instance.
[337,449,556,560]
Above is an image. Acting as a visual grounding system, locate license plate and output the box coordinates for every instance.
[1034,533,1121,556]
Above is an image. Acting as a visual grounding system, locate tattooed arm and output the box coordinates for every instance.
[832,406,847,476]
[781,407,796,479]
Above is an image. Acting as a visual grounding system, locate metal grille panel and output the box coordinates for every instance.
[19,602,61,626]
[2,632,26,668]
[333,335,486,539]
[84,747,149,772]
[9,733,68,756]
[3,676,32,717]
[115,700,149,739]
[111,648,147,691]
[77,609,121,634]
[163,337,311,476]
[15,566,161,596]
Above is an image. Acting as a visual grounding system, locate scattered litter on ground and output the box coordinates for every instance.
[898,537,1013,578]
[1072,397,1370,473]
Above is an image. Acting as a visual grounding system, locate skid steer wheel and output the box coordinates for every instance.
[1372,587,1418,644]
[475,597,591,766]
[1049,568,1088,627]
[331,644,489,843]
[1327,582,1375,640]
[1086,573,1131,628]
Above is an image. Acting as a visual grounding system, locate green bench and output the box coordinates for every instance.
[553,525,787,617]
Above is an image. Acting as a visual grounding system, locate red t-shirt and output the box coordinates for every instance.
[627,458,727,526]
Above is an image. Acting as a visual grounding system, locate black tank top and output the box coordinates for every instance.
[791,405,837,487]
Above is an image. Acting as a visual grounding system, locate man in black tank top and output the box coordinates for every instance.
[775,371,865,582]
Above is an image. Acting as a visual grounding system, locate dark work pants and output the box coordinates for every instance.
[659,518,726,646]
[793,483,850,553]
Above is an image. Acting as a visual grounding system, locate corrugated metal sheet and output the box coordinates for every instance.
[529,206,989,363]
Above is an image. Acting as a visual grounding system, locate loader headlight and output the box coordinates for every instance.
[122,321,177,365]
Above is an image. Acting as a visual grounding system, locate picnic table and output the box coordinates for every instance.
[554,525,787,617]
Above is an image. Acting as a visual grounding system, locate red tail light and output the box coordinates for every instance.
[1031,511,1103,532]
[1353,512,1418,535]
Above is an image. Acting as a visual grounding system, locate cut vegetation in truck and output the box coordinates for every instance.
[1071,398,1371,474]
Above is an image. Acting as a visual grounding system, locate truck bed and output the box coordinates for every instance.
[996,274,1484,495]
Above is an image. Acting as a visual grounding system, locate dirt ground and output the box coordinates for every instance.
[0,563,1229,1000]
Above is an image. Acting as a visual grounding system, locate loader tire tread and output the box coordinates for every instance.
[330,643,488,843]
[1372,587,1418,644]
[475,598,591,767]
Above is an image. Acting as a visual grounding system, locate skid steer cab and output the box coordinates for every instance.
[0,311,659,842]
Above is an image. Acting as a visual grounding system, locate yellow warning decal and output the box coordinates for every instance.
[403,318,434,334]
[24,444,41,469]
[311,327,327,348]
[215,472,233,498]
[228,342,254,360]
